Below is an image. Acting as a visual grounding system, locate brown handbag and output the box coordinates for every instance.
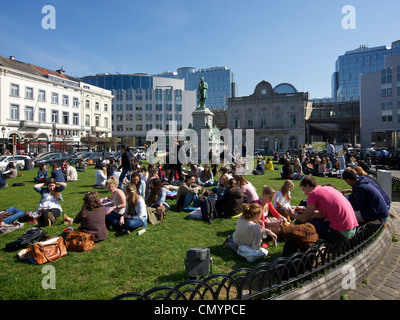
[29,237,68,265]
[64,229,95,252]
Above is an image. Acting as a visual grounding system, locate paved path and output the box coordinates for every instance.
[345,200,400,300]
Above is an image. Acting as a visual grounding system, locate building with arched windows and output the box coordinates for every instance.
[227,81,308,152]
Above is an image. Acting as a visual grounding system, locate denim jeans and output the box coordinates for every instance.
[308,218,347,244]
[3,207,26,224]
[118,169,130,188]
[198,180,213,187]
[184,193,201,208]
[106,212,145,231]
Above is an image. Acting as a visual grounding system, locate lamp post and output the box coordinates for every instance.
[1,127,5,155]
[49,133,52,152]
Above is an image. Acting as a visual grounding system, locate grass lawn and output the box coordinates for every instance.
[0,162,349,300]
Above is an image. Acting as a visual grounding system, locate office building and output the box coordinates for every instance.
[81,74,196,145]
[0,55,113,154]
[332,40,400,100]
[360,51,400,148]
[154,66,237,110]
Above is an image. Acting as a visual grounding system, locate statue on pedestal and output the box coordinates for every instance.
[197,77,208,109]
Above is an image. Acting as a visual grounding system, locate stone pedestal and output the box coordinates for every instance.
[191,107,214,139]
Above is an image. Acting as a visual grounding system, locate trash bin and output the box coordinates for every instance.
[185,248,212,278]
[24,158,34,170]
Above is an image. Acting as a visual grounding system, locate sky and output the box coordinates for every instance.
[0,0,399,99]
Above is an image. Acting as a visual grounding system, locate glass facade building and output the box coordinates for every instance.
[332,41,400,100]
[154,66,237,110]
[80,74,196,145]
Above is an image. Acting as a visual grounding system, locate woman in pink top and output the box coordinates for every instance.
[287,176,358,243]
[235,175,259,203]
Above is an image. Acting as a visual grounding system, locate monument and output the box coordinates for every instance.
[189,77,224,164]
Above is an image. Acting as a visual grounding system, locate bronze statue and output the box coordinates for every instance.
[197,77,208,109]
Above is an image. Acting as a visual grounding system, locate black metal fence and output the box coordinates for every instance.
[112,223,384,300]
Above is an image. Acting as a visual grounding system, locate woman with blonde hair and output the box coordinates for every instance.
[63,191,108,241]
[104,177,126,229]
[274,180,294,210]
[255,186,287,235]
[117,183,147,234]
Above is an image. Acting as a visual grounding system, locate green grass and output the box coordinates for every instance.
[0,163,349,300]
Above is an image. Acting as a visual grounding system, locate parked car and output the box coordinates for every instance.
[388,150,400,169]
[34,152,75,167]
[0,155,33,171]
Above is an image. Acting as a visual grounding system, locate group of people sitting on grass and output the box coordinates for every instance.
[0,148,392,262]
[34,162,78,183]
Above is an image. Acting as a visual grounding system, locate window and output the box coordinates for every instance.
[95,116,100,127]
[397,66,400,81]
[73,113,79,125]
[247,119,253,128]
[145,114,153,121]
[175,104,182,112]
[116,124,123,131]
[126,89,132,101]
[95,102,100,110]
[136,89,143,100]
[165,89,172,101]
[146,104,152,111]
[145,89,153,101]
[234,117,240,129]
[136,124,143,131]
[39,108,46,122]
[52,110,59,123]
[155,89,162,100]
[382,115,392,123]
[10,104,19,120]
[126,104,133,111]
[289,136,298,149]
[289,114,296,127]
[25,106,34,121]
[175,90,182,101]
[85,115,90,126]
[135,104,142,111]
[73,97,79,107]
[85,100,90,108]
[136,114,143,121]
[261,117,267,128]
[38,90,46,101]
[116,115,123,121]
[155,114,162,121]
[155,104,162,111]
[25,87,33,99]
[126,114,132,121]
[51,92,59,104]
[104,118,108,128]
[146,124,153,131]
[10,84,19,97]
[104,104,108,112]
[62,95,69,106]
[62,112,69,124]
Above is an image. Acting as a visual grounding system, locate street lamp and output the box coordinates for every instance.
[49,133,52,152]
[1,127,5,155]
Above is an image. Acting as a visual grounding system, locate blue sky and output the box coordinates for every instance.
[0,0,399,99]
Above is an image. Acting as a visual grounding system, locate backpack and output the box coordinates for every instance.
[5,227,48,251]
[200,197,218,224]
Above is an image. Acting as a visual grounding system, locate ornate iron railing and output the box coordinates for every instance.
[112,223,384,300]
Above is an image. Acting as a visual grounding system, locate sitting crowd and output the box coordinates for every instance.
[0,145,392,264]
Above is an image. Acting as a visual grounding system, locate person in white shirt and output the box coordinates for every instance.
[65,162,78,181]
